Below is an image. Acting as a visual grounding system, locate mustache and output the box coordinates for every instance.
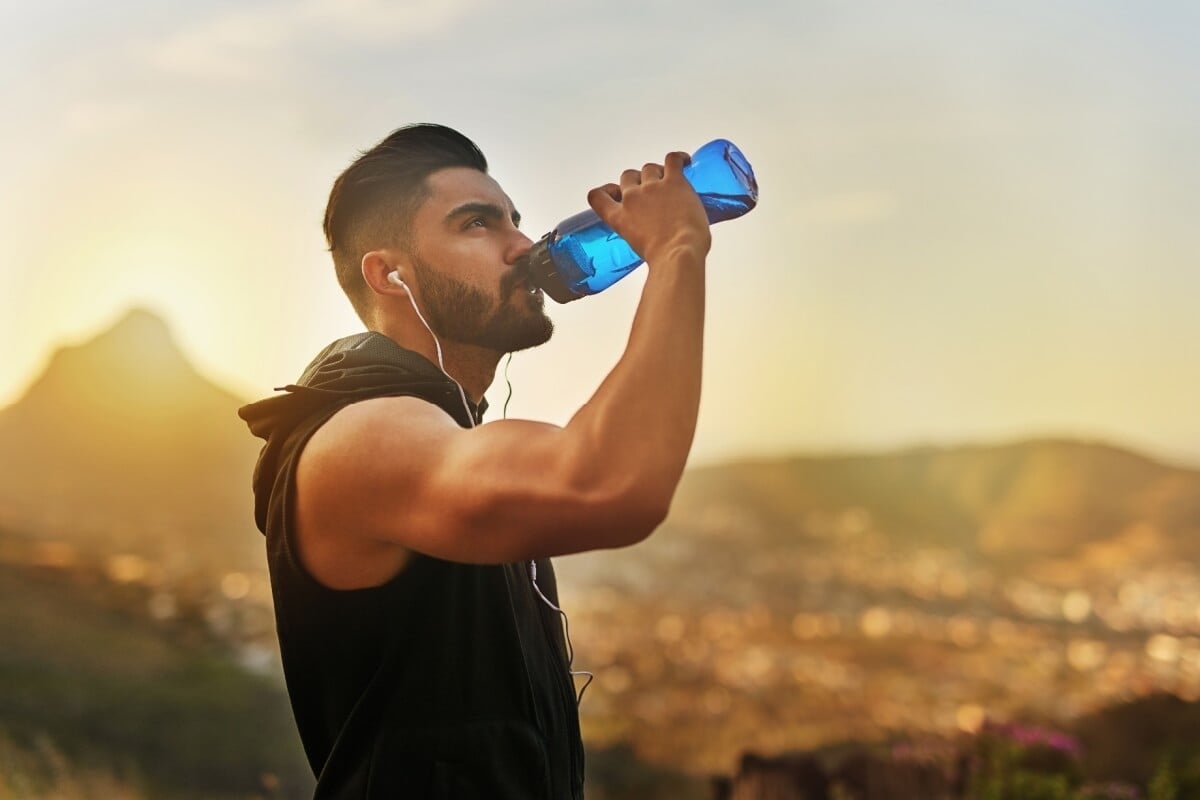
[499,256,532,296]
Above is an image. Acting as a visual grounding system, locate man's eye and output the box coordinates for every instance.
[466,217,486,229]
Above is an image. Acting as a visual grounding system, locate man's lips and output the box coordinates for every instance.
[507,256,539,295]
[511,275,542,295]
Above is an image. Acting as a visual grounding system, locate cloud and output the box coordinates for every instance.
[144,0,486,82]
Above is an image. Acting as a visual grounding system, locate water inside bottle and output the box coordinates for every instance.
[550,224,642,294]
[702,192,757,223]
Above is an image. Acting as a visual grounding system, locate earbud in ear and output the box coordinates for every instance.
[387,271,408,290]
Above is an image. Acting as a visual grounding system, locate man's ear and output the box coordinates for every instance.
[362,250,408,296]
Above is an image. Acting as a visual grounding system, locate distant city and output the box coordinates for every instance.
[4,499,1200,779]
[562,511,1200,774]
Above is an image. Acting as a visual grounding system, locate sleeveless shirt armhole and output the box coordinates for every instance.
[271,391,465,595]
[272,405,398,596]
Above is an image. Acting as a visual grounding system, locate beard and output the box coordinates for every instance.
[410,255,554,353]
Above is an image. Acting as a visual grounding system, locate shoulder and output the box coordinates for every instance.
[303,395,467,478]
[318,394,458,437]
[291,395,457,589]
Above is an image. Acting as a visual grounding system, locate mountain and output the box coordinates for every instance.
[2,308,1198,580]
[555,438,1200,601]
[669,440,1200,562]
[0,308,264,572]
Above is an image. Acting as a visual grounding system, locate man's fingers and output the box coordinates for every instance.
[587,184,621,221]
[590,153,688,222]
[619,168,642,191]
[641,162,665,182]
[589,182,621,202]
[663,151,690,178]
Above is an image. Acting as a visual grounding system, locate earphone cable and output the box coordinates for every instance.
[401,284,475,428]
[529,560,593,706]
[502,351,514,419]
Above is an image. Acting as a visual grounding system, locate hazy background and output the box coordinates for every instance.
[2,0,1197,467]
[4,3,1200,797]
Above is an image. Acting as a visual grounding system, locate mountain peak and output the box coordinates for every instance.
[85,306,180,364]
[0,306,244,435]
[0,307,264,572]
[106,306,173,340]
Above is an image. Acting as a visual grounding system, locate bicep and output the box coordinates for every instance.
[296,396,650,564]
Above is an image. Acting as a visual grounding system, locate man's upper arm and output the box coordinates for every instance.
[294,395,663,565]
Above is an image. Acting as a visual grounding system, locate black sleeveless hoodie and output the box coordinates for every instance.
[237,332,586,799]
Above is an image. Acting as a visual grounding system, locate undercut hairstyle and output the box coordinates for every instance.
[323,124,489,324]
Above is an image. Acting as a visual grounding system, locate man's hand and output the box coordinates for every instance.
[586,151,711,267]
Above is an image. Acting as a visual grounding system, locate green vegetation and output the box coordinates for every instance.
[0,562,312,799]
[0,731,147,800]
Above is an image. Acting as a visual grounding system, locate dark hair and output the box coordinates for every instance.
[323,123,488,323]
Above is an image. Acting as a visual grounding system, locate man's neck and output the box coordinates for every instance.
[373,320,498,404]
[436,342,500,405]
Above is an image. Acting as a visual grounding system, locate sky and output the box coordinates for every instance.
[1,0,1197,467]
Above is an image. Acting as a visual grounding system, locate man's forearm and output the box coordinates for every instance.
[565,252,706,524]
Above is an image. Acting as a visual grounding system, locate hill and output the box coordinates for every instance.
[556,439,1200,604]
[0,309,264,573]
[672,440,1200,561]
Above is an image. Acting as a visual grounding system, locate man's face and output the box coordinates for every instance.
[405,167,553,353]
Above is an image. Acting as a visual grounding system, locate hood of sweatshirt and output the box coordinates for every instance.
[236,332,487,534]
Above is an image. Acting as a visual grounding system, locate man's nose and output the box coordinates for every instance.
[508,229,535,264]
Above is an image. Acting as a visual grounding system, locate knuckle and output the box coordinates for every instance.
[587,184,621,209]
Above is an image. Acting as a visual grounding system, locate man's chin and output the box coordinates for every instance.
[471,310,553,354]
[509,318,554,353]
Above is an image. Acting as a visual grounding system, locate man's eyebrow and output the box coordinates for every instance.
[445,201,521,227]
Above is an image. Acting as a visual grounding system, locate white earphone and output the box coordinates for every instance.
[387,269,475,428]
[389,270,589,704]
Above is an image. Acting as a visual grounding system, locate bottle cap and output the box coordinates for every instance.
[526,233,583,304]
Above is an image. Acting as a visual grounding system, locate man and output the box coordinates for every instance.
[239,123,709,799]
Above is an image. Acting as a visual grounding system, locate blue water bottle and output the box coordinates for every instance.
[527,139,758,303]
